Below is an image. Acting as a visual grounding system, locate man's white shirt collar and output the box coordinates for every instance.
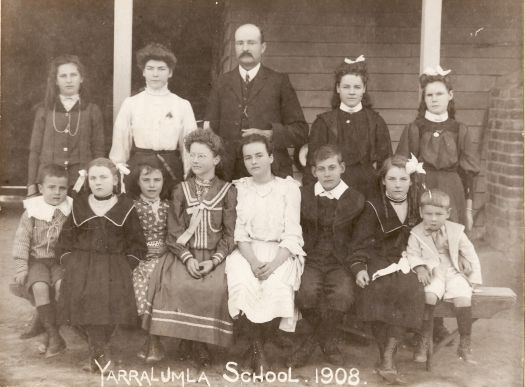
[339,102,363,114]
[239,63,261,82]
[314,180,349,200]
[425,110,449,122]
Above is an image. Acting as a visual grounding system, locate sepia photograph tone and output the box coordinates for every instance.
[0,1,523,386]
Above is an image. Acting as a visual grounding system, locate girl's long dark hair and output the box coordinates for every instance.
[44,54,87,110]
[417,73,456,119]
[331,60,372,109]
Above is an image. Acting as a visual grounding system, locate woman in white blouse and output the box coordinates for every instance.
[225,134,305,373]
[110,43,197,196]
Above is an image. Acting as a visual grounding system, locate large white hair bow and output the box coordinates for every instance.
[115,163,130,193]
[344,55,365,64]
[405,153,426,175]
[422,65,451,76]
[72,169,87,193]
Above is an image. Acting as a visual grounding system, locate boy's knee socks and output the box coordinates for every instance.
[423,304,435,321]
[420,304,436,336]
[455,306,472,337]
[36,303,55,327]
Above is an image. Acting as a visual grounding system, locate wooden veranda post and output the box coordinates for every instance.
[113,0,133,122]
[420,0,443,73]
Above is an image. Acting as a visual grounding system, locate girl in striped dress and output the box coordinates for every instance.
[143,129,237,367]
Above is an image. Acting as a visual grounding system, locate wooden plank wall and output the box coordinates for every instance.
[219,0,523,231]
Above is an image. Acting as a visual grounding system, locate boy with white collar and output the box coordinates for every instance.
[12,164,72,358]
[288,144,365,368]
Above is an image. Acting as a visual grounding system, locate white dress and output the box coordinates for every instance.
[225,176,305,332]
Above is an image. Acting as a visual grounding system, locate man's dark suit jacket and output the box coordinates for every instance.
[205,65,308,180]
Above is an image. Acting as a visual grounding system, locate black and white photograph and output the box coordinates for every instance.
[0,0,523,386]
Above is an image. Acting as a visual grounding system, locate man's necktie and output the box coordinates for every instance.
[245,73,250,84]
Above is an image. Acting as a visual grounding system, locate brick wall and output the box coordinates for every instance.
[485,71,524,253]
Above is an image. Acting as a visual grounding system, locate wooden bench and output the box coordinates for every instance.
[428,286,517,370]
[338,286,517,371]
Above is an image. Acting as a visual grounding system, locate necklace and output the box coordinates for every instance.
[195,177,213,201]
[386,192,407,203]
[433,129,444,138]
[53,99,81,136]
[252,177,274,197]
[93,193,114,201]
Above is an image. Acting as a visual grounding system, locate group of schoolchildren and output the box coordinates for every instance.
[11,44,483,384]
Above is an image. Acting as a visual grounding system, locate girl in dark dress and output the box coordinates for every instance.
[57,158,146,372]
[395,66,480,231]
[27,55,105,197]
[349,155,425,384]
[395,67,481,344]
[303,55,392,198]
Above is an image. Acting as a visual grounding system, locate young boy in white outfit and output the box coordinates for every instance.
[407,189,482,364]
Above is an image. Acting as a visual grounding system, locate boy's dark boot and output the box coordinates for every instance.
[146,335,165,363]
[137,334,150,360]
[239,344,254,374]
[378,337,407,385]
[84,325,112,374]
[287,308,321,368]
[414,304,435,364]
[287,334,318,368]
[371,321,387,368]
[192,341,211,368]
[20,311,45,339]
[456,306,477,364]
[379,337,398,372]
[433,317,451,343]
[177,338,193,360]
[319,310,344,366]
[252,338,269,372]
[37,303,66,358]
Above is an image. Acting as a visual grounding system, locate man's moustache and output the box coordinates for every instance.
[240,52,253,58]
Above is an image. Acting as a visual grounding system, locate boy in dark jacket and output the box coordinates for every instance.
[288,144,365,367]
